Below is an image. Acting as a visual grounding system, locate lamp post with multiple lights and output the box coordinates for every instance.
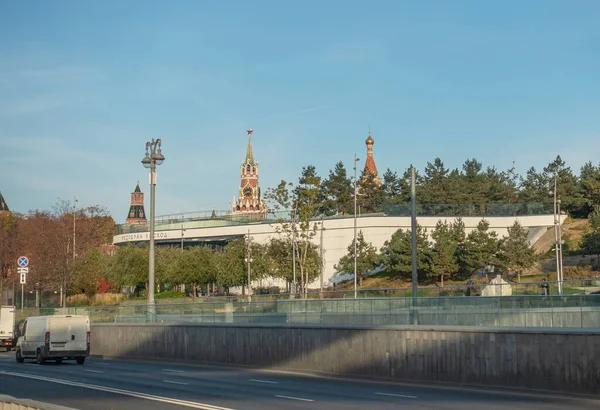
[141,138,165,311]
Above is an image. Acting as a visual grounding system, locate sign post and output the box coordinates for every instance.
[17,256,29,310]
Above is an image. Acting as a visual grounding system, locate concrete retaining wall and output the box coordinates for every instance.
[0,395,75,410]
[91,323,600,394]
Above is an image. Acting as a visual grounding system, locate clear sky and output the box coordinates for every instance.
[0,0,599,223]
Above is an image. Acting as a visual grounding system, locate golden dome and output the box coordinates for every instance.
[365,131,374,145]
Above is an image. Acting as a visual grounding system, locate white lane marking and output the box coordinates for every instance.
[248,379,279,384]
[163,379,190,386]
[274,395,314,402]
[163,368,186,373]
[84,369,104,374]
[0,370,234,410]
[90,362,110,366]
[375,392,418,399]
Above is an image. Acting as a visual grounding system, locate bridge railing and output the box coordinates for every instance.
[115,202,555,235]
[16,292,600,329]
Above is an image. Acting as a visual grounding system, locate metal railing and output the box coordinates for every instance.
[115,202,555,235]
[15,289,600,329]
[118,279,600,303]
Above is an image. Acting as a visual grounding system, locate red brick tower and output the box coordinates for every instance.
[232,129,267,218]
[126,183,147,224]
[363,130,381,184]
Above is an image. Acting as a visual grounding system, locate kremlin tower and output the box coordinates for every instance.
[232,129,267,219]
[125,183,147,224]
[362,130,381,184]
[0,191,9,216]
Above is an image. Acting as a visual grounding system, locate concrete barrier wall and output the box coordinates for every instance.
[0,394,76,410]
[91,323,600,394]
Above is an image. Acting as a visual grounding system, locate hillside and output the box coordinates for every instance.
[532,218,589,255]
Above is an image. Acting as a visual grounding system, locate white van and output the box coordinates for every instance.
[16,315,90,365]
[0,306,15,351]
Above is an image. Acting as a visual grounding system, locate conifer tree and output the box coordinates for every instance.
[335,230,379,286]
[499,221,535,281]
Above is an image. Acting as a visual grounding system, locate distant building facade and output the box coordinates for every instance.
[125,183,147,224]
[231,129,267,218]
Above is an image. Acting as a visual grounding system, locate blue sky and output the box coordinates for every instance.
[0,0,599,223]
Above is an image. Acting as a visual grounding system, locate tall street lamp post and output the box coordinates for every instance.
[73,196,78,261]
[141,138,165,313]
[353,154,360,299]
[552,176,564,295]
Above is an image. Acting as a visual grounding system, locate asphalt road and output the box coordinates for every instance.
[0,351,598,410]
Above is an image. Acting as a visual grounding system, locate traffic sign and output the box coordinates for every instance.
[17,267,28,274]
[20,272,26,285]
[17,256,29,268]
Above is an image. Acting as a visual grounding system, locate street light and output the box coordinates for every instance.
[552,176,564,295]
[73,196,78,261]
[141,138,165,312]
[180,225,186,251]
[291,202,298,299]
[353,154,360,299]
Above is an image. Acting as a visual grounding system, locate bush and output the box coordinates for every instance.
[66,294,90,307]
[91,293,121,306]
[66,292,122,307]
[563,265,595,280]
[155,291,187,299]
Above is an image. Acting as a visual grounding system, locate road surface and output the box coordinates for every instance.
[0,351,597,410]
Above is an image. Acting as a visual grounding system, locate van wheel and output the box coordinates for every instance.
[16,349,24,363]
[76,357,85,365]
[36,350,45,365]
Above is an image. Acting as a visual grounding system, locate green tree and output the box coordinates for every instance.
[70,247,109,297]
[252,241,273,287]
[177,246,216,298]
[334,230,379,286]
[322,161,353,215]
[358,171,384,213]
[543,155,582,216]
[486,166,518,204]
[589,207,600,232]
[421,158,449,204]
[266,237,295,291]
[431,220,459,286]
[460,158,487,204]
[499,221,535,282]
[155,246,182,288]
[580,162,600,216]
[266,166,324,294]
[382,168,402,204]
[518,167,549,203]
[214,239,246,294]
[581,231,600,267]
[380,225,434,282]
[460,219,500,276]
[107,245,148,290]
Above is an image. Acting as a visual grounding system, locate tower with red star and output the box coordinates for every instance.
[232,129,267,218]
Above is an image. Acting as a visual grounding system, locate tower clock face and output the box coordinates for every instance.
[243,187,253,197]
